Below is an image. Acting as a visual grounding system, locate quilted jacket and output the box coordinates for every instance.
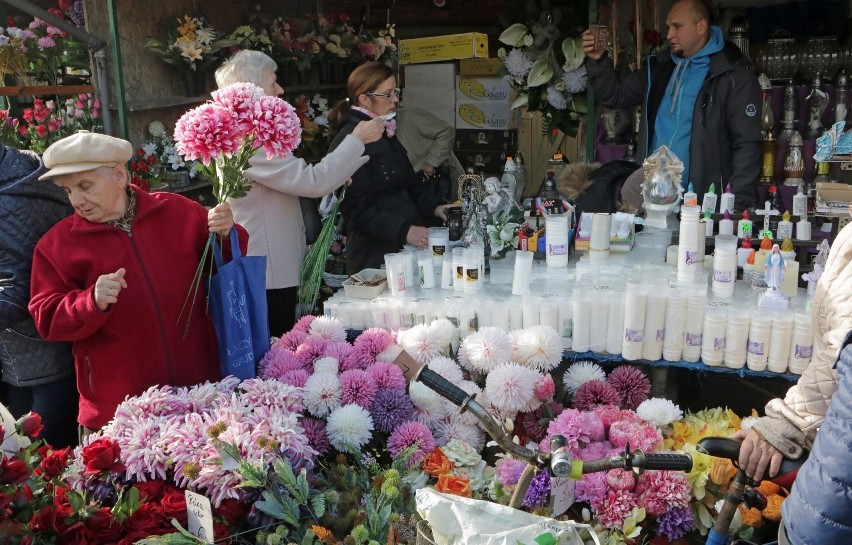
[0,146,74,386]
[753,222,852,457]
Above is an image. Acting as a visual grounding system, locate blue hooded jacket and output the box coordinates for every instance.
[651,26,724,188]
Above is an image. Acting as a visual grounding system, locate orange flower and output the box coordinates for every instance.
[756,480,783,497]
[312,525,336,545]
[435,474,472,498]
[738,506,763,528]
[422,448,453,477]
[763,494,785,522]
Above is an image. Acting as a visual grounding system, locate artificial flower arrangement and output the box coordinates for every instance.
[130,120,202,190]
[498,0,588,136]
[0,108,22,148]
[144,16,235,73]
[14,93,101,154]
[486,208,524,258]
[293,93,332,163]
[225,25,274,55]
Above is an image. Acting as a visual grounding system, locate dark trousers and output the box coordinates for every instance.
[4,375,79,448]
[267,286,298,337]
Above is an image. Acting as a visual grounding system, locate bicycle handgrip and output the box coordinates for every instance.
[644,453,693,472]
[416,366,471,407]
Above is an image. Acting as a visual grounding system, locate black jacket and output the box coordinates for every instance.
[329,110,446,274]
[0,146,74,386]
[586,43,762,211]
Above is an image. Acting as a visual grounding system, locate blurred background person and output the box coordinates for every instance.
[215,50,384,336]
[29,131,243,433]
[0,143,77,447]
[396,106,463,202]
[328,62,452,274]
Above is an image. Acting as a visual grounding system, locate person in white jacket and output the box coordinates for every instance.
[215,50,384,336]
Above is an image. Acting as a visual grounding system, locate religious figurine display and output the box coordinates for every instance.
[640,145,684,229]
[759,73,773,134]
[760,130,778,186]
[805,74,828,140]
[783,131,805,186]
[482,176,523,258]
[756,200,779,239]
[836,70,849,125]
[759,244,789,310]
[483,176,515,218]
[780,81,797,141]
[802,239,830,303]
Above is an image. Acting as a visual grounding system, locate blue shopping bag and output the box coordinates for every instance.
[207,228,270,380]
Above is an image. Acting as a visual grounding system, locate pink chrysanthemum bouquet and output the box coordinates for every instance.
[173,83,301,326]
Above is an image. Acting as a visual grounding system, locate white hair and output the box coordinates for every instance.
[215,49,278,88]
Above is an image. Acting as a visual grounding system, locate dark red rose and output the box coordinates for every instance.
[61,527,97,545]
[0,492,10,513]
[85,506,125,542]
[36,447,71,480]
[80,438,125,475]
[160,489,187,525]
[126,502,169,534]
[29,505,56,533]
[35,125,47,138]
[147,155,156,164]
[213,521,232,542]
[133,480,166,502]
[214,498,248,526]
[0,457,31,484]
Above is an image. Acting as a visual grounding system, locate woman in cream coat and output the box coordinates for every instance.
[215,50,384,336]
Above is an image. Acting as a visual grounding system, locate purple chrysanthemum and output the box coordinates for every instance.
[278,369,309,388]
[563,66,587,94]
[657,505,695,541]
[340,369,378,408]
[367,361,406,390]
[274,329,308,352]
[495,458,527,486]
[607,366,651,410]
[300,416,330,456]
[546,86,568,110]
[573,380,621,411]
[521,400,564,442]
[294,336,329,369]
[258,348,304,380]
[326,341,362,371]
[370,388,414,433]
[387,421,435,466]
[292,314,317,334]
[352,328,395,364]
[522,470,550,508]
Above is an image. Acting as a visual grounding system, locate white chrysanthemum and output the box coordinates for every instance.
[455,380,484,427]
[408,381,443,414]
[375,343,402,362]
[326,404,374,451]
[313,356,339,375]
[459,326,513,373]
[426,355,464,384]
[308,316,347,342]
[504,48,534,78]
[562,360,606,394]
[636,398,684,428]
[302,372,342,417]
[546,86,568,110]
[483,363,538,413]
[429,318,458,355]
[474,389,518,424]
[563,65,588,94]
[740,416,760,430]
[511,325,562,372]
[397,324,446,364]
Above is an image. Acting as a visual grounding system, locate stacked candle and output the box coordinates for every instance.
[622,282,647,361]
[723,308,751,369]
[788,313,814,374]
[767,313,794,373]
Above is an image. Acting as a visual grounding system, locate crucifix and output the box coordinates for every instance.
[755,200,779,239]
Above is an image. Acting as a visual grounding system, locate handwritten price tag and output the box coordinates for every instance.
[185,490,214,543]
[550,477,576,517]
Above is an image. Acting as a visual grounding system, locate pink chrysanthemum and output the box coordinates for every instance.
[510,325,562,372]
[211,82,264,132]
[239,378,304,413]
[520,400,564,443]
[250,95,302,159]
[533,374,555,401]
[300,416,330,456]
[352,328,395,364]
[274,329,308,352]
[367,361,406,390]
[303,372,342,417]
[425,356,464,384]
[484,363,538,413]
[292,315,318,334]
[307,316,347,343]
[495,458,527,486]
[593,405,642,434]
[637,470,691,517]
[325,341,361,372]
[174,102,242,165]
[606,468,636,491]
[294,336,330,368]
[387,421,436,467]
[575,471,607,505]
[607,366,652,410]
[573,380,621,411]
[278,369,309,388]
[608,419,663,453]
[458,326,513,373]
[339,369,378,408]
[258,348,304,380]
[578,440,613,461]
[540,408,597,454]
[593,488,638,529]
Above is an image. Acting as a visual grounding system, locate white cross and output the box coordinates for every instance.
[755,200,779,234]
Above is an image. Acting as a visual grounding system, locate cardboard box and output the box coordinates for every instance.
[455,128,516,151]
[455,148,508,175]
[398,32,488,65]
[816,181,852,214]
[401,87,455,112]
[455,101,512,130]
[455,76,511,102]
[403,63,456,88]
[459,58,505,76]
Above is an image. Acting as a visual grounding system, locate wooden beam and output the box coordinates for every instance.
[0,84,95,97]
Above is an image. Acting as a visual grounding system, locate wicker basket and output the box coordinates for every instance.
[415,520,436,545]
[323,271,349,288]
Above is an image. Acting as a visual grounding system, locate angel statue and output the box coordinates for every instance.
[483,176,516,219]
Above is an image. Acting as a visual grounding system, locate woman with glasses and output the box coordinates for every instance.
[328,62,452,274]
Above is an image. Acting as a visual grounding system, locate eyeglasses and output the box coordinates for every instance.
[366,87,401,99]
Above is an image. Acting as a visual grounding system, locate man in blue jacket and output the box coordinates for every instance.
[583,0,762,211]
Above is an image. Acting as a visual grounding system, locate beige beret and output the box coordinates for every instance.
[39,130,133,181]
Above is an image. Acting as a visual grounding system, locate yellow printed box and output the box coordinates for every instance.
[398,33,488,65]
[455,101,511,130]
[456,76,511,102]
[459,58,504,76]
